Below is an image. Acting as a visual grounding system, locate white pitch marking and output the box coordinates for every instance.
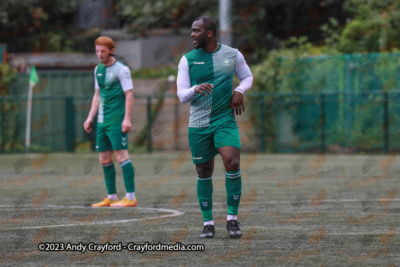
[2,198,400,211]
[178,198,400,206]
[0,205,184,230]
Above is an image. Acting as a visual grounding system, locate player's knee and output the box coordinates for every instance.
[99,154,112,165]
[196,165,213,177]
[115,151,129,163]
[225,158,240,172]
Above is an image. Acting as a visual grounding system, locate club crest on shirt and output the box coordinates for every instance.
[223,59,230,66]
[103,72,119,86]
[108,73,116,80]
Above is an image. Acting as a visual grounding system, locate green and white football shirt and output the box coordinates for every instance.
[94,60,133,128]
[177,44,253,127]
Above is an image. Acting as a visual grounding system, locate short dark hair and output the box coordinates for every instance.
[194,16,218,36]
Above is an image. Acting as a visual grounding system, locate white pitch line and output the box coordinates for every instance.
[1,198,400,211]
[2,198,400,211]
[179,199,400,206]
[0,206,185,230]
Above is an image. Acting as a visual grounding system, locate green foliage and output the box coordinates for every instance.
[0,0,96,52]
[119,0,217,35]
[319,0,400,53]
[340,19,388,53]
[320,18,342,51]
[343,0,395,18]
[0,64,17,96]
[232,0,348,59]
[119,0,347,59]
[0,64,18,151]
[249,48,400,153]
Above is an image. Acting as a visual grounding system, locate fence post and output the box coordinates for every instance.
[0,97,4,153]
[320,93,326,152]
[65,96,76,152]
[258,95,266,152]
[383,92,389,154]
[345,58,354,149]
[174,97,179,150]
[147,95,152,153]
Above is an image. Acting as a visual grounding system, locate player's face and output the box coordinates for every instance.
[95,45,112,63]
[191,20,208,49]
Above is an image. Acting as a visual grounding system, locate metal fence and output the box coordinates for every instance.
[2,52,400,154]
[247,91,400,154]
[1,91,400,154]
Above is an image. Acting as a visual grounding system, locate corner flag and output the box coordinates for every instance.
[26,65,39,152]
[29,65,39,86]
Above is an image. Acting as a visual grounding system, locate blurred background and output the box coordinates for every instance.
[1,0,400,154]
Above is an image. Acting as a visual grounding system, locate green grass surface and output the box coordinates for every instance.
[0,152,399,266]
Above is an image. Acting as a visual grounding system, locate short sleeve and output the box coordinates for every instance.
[118,66,134,92]
[94,66,99,90]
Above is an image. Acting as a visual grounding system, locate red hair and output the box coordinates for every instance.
[95,36,115,49]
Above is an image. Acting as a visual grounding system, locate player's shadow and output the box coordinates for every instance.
[152,194,173,209]
[13,234,30,250]
[291,194,308,210]
[14,192,30,212]
[82,194,101,207]
[360,192,379,212]
[289,233,308,250]
[359,234,375,247]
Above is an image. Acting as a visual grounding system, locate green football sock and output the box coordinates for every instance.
[226,170,242,215]
[103,162,116,194]
[197,177,213,221]
[120,159,135,193]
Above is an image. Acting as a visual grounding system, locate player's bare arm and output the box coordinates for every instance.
[84,89,100,133]
[122,89,134,133]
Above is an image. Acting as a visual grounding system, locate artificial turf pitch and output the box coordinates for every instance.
[0,152,399,266]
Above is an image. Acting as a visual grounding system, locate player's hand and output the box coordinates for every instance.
[122,119,131,133]
[194,83,214,97]
[230,91,245,116]
[84,117,93,133]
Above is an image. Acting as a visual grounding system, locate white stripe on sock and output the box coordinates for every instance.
[103,162,114,167]
[120,159,132,167]
[197,177,212,180]
[226,174,241,179]
[226,171,241,176]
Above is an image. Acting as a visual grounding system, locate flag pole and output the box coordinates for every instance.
[25,83,33,153]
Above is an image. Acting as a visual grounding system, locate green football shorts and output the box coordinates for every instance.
[96,123,128,151]
[188,119,241,164]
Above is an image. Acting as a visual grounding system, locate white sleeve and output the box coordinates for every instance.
[118,66,134,92]
[177,56,197,103]
[234,51,253,94]
[94,66,99,90]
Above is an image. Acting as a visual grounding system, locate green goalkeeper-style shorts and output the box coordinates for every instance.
[188,118,241,164]
[96,123,128,152]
